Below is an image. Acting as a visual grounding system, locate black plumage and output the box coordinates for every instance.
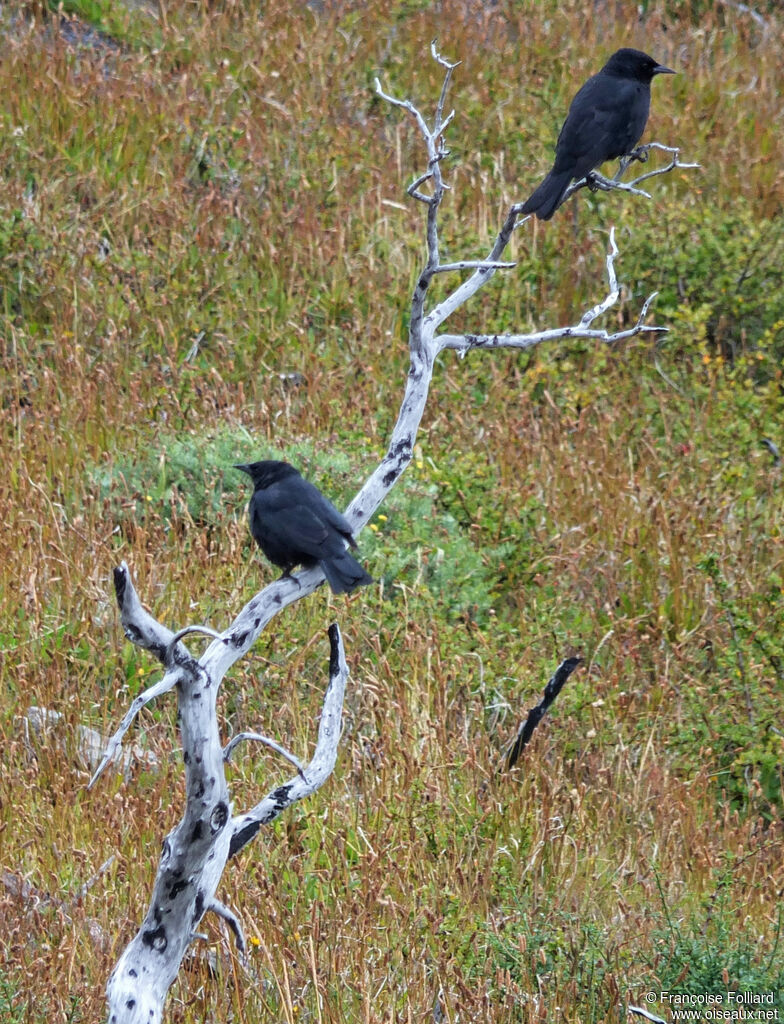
[521,48,674,221]
[235,460,373,595]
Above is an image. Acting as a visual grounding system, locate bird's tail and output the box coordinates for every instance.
[520,169,573,221]
[321,551,373,595]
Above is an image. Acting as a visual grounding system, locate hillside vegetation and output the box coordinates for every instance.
[0,1,782,1021]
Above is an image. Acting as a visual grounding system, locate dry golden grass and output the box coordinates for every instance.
[1,1,782,1021]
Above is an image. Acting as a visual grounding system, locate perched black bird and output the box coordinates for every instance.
[235,460,373,595]
[521,48,674,221]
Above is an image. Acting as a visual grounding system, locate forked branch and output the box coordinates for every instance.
[556,142,700,210]
[96,44,697,1024]
[102,600,347,1024]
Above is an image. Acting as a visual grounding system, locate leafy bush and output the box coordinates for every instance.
[649,869,784,1006]
[88,431,505,618]
[626,202,784,365]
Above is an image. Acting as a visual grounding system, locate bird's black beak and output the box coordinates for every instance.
[234,463,252,475]
[654,63,675,75]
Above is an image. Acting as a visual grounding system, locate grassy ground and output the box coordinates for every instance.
[0,1,782,1021]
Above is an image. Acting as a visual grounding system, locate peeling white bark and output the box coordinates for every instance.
[94,43,696,1022]
[99,572,348,1024]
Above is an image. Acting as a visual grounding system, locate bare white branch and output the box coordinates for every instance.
[205,897,246,956]
[636,290,661,325]
[434,260,516,275]
[554,142,700,211]
[164,623,223,666]
[408,170,440,203]
[97,45,698,1024]
[579,226,620,327]
[586,173,652,199]
[88,668,180,789]
[430,40,460,132]
[431,39,461,72]
[111,562,183,663]
[102,616,346,1024]
[438,319,666,355]
[408,169,435,195]
[223,731,308,781]
[228,623,348,858]
[437,229,665,355]
[626,143,701,187]
[373,78,431,140]
[439,108,456,134]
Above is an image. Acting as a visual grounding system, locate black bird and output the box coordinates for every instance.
[235,460,373,595]
[521,48,675,221]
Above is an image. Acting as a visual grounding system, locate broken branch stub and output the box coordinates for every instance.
[100,565,348,1024]
[95,44,697,1023]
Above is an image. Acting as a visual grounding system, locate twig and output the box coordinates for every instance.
[761,438,781,466]
[164,623,223,667]
[557,142,700,210]
[433,260,516,274]
[224,731,308,782]
[627,1005,667,1024]
[76,855,116,902]
[626,143,700,187]
[587,173,652,200]
[654,351,685,394]
[206,897,246,956]
[228,623,348,859]
[505,657,582,770]
[88,669,181,789]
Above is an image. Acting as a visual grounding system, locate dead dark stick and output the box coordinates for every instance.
[505,657,582,770]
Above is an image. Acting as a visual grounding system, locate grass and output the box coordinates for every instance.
[1,0,783,1021]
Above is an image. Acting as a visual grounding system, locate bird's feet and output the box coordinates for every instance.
[278,569,302,590]
[626,144,650,165]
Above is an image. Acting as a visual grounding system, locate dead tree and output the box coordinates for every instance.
[91,44,696,1023]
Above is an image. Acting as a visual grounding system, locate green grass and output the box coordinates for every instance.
[1,1,783,1021]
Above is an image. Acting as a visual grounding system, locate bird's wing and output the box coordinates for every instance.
[554,77,644,176]
[253,478,355,562]
[297,479,356,545]
[269,503,335,556]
